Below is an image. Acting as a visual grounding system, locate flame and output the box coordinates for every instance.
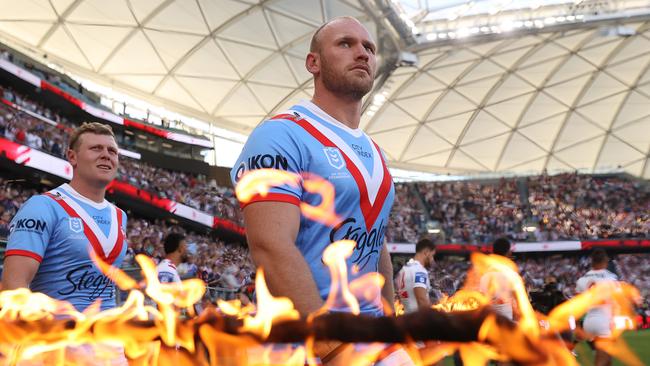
[234,168,300,203]
[235,169,340,226]
[320,240,360,314]
[431,290,487,312]
[548,281,641,335]
[241,269,299,338]
[470,253,539,338]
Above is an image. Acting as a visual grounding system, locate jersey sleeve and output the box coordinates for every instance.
[412,270,429,290]
[158,271,177,284]
[120,208,128,247]
[6,195,56,263]
[231,119,304,208]
[575,277,589,293]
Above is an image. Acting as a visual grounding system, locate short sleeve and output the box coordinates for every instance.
[413,271,429,289]
[6,195,56,263]
[231,119,304,208]
[158,271,176,284]
[575,278,588,293]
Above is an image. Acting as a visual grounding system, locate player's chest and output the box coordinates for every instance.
[54,214,123,257]
[306,144,383,197]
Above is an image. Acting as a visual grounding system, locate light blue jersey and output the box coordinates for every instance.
[232,100,395,316]
[6,184,127,311]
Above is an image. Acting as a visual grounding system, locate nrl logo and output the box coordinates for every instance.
[323,147,345,170]
[69,217,83,233]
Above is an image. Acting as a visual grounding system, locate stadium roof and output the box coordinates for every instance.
[0,0,649,178]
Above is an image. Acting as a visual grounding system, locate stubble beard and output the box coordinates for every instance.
[320,57,373,101]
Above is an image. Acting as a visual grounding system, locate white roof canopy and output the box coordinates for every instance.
[0,0,648,178]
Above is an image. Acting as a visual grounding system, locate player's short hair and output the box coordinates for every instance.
[309,16,360,53]
[68,122,116,151]
[591,248,608,266]
[415,238,436,253]
[163,233,185,255]
[492,237,511,256]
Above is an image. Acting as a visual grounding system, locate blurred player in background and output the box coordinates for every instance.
[231,16,412,366]
[480,237,517,321]
[576,249,618,366]
[396,238,436,313]
[156,233,186,284]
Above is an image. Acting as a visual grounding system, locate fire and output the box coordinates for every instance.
[0,168,645,365]
[241,269,299,338]
[235,169,340,226]
[431,290,487,312]
[320,240,361,314]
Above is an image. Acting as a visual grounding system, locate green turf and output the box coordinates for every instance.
[439,330,650,366]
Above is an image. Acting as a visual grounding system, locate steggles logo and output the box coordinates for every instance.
[329,217,387,271]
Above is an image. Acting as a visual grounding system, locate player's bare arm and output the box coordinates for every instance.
[243,201,324,315]
[2,255,40,290]
[379,243,395,313]
[414,287,431,310]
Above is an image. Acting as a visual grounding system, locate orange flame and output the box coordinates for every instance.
[235,169,340,226]
[241,269,300,338]
[320,240,360,314]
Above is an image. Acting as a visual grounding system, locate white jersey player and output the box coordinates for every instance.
[576,249,617,366]
[396,239,436,313]
[156,233,186,285]
[480,237,517,321]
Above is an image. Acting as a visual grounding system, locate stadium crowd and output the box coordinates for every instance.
[123,217,254,291]
[415,179,527,244]
[527,173,650,240]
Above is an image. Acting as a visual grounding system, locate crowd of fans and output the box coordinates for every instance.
[123,218,253,292]
[527,173,650,240]
[413,179,528,244]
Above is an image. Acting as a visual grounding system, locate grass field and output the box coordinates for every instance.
[441,330,650,365]
[576,330,650,366]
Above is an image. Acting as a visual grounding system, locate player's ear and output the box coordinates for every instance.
[306,52,320,75]
[67,148,77,168]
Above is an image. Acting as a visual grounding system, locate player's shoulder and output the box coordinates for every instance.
[116,206,127,220]
[603,269,618,279]
[254,113,305,134]
[20,193,59,213]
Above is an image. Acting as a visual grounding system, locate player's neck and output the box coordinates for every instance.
[68,178,106,204]
[311,90,362,129]
[167,253,181,266]
[413,253,426,267]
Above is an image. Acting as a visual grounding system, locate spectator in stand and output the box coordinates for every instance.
[528,172,649,240]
